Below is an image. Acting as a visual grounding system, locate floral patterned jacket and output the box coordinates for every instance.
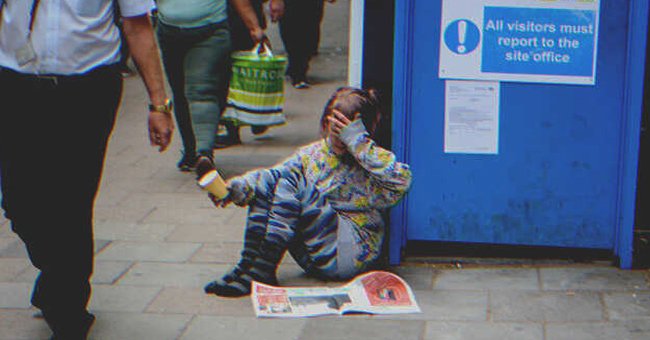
[228,119,413,265]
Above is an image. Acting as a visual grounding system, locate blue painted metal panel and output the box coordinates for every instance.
[390,0,647,265]
[616,0,649,268]
[389,0,415,265]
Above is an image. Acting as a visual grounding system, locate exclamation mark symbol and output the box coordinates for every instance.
[457,20,467,53]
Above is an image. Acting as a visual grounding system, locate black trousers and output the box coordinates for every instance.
[0,65,122,337]
[279,0,324,82]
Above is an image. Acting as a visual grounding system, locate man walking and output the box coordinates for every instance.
[0,1,173,338]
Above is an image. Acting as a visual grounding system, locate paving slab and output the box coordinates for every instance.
[540,267,650,291]
[276,263,343,287]
[390,265,438,290]
[147,287,255,316]
[7,247,121,283]
[423,321,544,340]
[376,290,488,321]
[0,309,51,340]
[433,268,540,291]
[94,221,177,242]
[0,258,31,282]
[119,192,213,210]
[299,318,425,340]
[93,203,158,223]
[604,291,650,320]
[88,312,192,340]
[96,241,201,262]
[189,242,244,264]
[92,260,134,284]
[0,238,28,258]
[165,223,245,243]
[0,225,14,238]
[545,321,650,340]
[0,236,15,251]
[490,291,604,322]
[89,284,162,312]
[117,262,226,288]
[0,282,32,308]
[142,206,233,225]
[179,315,306,340]
[11,265,38,283]
[619,320,650,337]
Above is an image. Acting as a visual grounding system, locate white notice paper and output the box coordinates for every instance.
[444,80,500,154]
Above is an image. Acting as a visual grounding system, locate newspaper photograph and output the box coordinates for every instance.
[251,271,421,318]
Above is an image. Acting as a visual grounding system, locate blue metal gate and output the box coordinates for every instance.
[390,0,649,268]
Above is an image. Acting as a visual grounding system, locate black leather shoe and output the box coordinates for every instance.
[204,280,250,298]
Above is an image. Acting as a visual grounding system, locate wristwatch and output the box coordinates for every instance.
[148,98,173,114]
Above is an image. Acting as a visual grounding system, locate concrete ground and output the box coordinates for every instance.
[2,1,650,339]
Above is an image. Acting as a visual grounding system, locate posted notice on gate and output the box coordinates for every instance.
[439,0,599,85]
[444,80,500,154]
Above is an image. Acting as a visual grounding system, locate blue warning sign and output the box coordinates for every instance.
[444,19,481,55]
[438,0,600,85]
[481,7,596,77]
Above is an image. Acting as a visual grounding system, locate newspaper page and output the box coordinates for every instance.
[251,271,421,318]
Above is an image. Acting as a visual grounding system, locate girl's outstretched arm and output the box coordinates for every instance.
[225,152,304,206]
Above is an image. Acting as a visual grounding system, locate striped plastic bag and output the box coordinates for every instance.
[222,43,287,127]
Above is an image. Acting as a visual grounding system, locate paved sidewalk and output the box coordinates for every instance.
[2,1,650,339]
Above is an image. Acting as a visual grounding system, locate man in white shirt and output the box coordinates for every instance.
[0,1,173,338]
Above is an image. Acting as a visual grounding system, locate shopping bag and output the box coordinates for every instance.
[222,43,287,127]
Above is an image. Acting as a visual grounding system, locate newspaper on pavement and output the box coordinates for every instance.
[251,270,421,318]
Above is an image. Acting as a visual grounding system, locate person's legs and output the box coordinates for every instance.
[0,66,122,339]
[311,0,325,57]
[279,0,303,83]
[204,171,281,296]
[156,22,198,171]
[183,24,232,158]
[311,0,325,56]
[280,0,321,87]
[205,168,340,297]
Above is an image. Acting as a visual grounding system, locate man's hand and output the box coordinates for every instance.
[231,0,265,44]
[269,0,285,22]
[122,15,174,152]
[148,111,174,152]
[250,26,265,45]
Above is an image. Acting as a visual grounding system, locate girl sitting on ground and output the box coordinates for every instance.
[203,86,412,297]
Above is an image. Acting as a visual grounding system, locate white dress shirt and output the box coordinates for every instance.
[0,0,154,75]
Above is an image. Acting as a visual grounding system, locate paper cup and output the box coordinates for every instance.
[198,170,228,199]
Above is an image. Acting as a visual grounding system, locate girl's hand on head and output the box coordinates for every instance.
[327,109,352,136]
[327,109,360,155]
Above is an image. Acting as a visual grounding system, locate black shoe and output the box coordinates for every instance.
[195,155,215,180]
[214,122,242,149]
[48,312,95,340]
[204,265,279,298]
[214,131,241,149]
[250,125,269,135]
[177,152,197,172]
[292,80,310,89]
[204,280,251,298]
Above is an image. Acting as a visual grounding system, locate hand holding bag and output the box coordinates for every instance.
[223,43,288,127]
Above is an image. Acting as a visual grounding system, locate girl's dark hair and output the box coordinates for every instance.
[320,87,382,138]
